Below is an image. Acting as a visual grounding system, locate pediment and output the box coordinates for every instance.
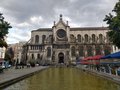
[55,20,67,29]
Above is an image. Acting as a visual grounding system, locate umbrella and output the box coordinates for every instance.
[101,55,111,59]
[110,51,120,58]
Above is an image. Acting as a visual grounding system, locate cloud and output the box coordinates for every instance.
[7,28,31,44]
[0,0,118,44]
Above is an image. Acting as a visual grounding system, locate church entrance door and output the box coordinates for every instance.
[58,53,64,63]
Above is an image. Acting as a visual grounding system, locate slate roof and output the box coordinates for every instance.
[32,27,109,32]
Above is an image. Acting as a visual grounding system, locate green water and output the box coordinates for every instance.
[4,67,120,90]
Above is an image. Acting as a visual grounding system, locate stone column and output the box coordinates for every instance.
[84,45,87,57]
[101,45,104,55]
[93,45,96,56]
[66,26,70,42]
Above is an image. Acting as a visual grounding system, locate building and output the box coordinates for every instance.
[8,41,26,63]
[112,45,120,53]
[22,15,113,65]
[0,47,6,59]
[0,36,7,60]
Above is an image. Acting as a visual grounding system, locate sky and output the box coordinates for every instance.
[0,0,118,44]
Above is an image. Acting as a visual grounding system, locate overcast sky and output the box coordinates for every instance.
[0,0,118,44]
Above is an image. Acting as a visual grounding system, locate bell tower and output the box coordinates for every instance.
[52,15,70,64]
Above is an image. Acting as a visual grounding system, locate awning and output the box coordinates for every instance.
[83,55,103,60]
[110,51,120,58]
[101,55,111,59]
[101,51,120,59]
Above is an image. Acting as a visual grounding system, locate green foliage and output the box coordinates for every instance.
[0,13,12,48]
[104,0,120,48]
[0,39,7,47]
[4,47,14,62]
[4,51,11,61]
[107,31,120,48]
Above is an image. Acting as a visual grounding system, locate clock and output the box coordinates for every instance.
[57,29,66,38]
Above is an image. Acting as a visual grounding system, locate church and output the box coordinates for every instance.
[22,15,113,65]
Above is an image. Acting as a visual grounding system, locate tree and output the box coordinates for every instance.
[0,13,12,48]
[4,51,11,61]
[4,47,14,65]
[104,0,120,48]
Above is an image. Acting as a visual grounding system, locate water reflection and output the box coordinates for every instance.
[4,67,120,90]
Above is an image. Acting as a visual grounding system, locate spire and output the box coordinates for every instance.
[60,14,62,20]
[66,21,68,26]
[53,21,56,26]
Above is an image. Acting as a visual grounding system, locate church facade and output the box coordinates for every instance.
[22,15,113,65]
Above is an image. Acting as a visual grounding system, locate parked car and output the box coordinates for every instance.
[0,60,11,69]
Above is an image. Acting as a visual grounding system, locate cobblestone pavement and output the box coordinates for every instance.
[0,66,48,85]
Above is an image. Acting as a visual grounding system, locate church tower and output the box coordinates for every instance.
[52,14,71,64]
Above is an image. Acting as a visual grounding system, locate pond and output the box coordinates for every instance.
[3,67,120,90]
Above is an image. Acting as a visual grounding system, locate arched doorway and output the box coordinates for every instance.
[58,53,64,63]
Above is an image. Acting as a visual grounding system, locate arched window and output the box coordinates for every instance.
[104,46,111,55]
[77,34,81,42]
[84,34,88,43]
[49,35,53,43]
[99,34,103,43]
[42,35,46,44]
[92,34,95,43]
[95,45,102,55]
[79,46,84,57]
[87,46,93,56]
[71,46,76,57]
[70,34,75,42]
[35,35,39,44]
[37,54,40,59]
[47,47,51,57]
[106,34,109,43]
[31,54,34,59]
